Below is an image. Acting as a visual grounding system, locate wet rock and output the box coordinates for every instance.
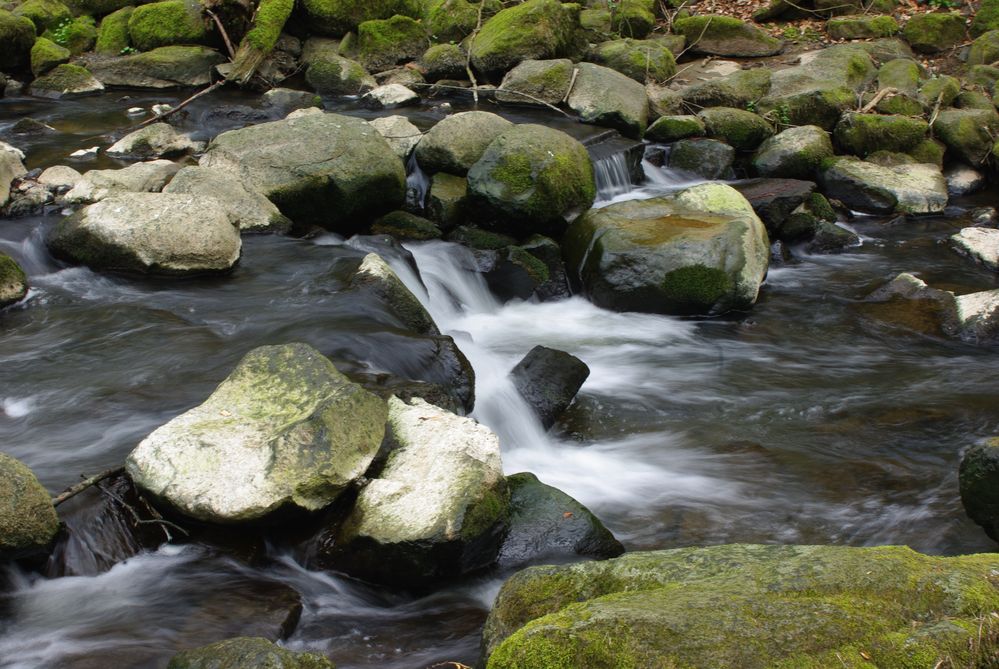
[645,115,705,143]
[106,123,202,160]
[469,0,584,76]
[483,544,999,668]
[588,38,676,84]
[680,68,771,110]
[349,253,438,335]
[200,113,405,232]
[698,107,773,151]
[499,472,623,569]
[371,210,441,240]
[420,43,467,82]
[0,140,26,208]
[127,343,387,524]
[0,452,60,560]
[563,183,769,315]
[9,117,56,135]
[646,82,684,119]
[668,138,735,180]
[945,165,986,196]
[832,112,928,158]
[261,88,320,115]
[4,181,53,217]
[28,64,105,99]
[325,396,508,585]
[520,234,571,301]
[367,115,421,161]
[510,345,589,430]
[167,637,333,669]
[731,178,815,233]
[428,172,469,229]
[30,37,71,77]
[751,125,833,179]
[933,108,999,165]
[361,83,419,109]
[566,62,648,139]
[38,164,82,192]
[950,227,999,271]
[415,111,512,176]
[818,157,946,215]
[163,167,292,234]
[86,46,227,88]
[959,437,999,542]
[48,192,241,275]
[64,159,181,204]
[0,252,28,308]
[305,54,375,96]
[674,15,783,57]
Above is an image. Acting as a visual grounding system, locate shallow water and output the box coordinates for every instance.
[1,89,999,668]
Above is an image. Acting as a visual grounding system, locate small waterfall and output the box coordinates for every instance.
[405,153,430,210]
[593,152,637,202]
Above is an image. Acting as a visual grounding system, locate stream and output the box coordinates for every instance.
[1,88,998,668]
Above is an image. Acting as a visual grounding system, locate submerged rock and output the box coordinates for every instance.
[950,227,999,272]
[163,167,292,234]
[127,343,387,524]
[106,122,202,160]
[415,111,512,176]
[167,637,334,669]
[0,253,28,308]
[818,157,946,215]
[510,345,589,430]
[0,452,60,561]
[959,437,999,542]
[483,544,999,668]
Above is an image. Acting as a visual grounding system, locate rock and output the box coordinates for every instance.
[300,0,417,36]
[371,210,441,240]
[751,125,833,179]
[45,15,97,56]
[428,172,469,229]
[167,637,334,669]
[361,83,418,109]
[48,192,241,275]
[588,38,676,83]
[918,74,961,109]
[415,111,512,176]
[959,437,999,542]
[818,157,946,215]
[305,55,375,96]
[0,253,28,309]
[498,472,623,569]
[563,183,769,315]
[646,82,684,118]
[1,141,26,208]
[8,117,55,135]
[348,252,438,335]
[933,108,999,165]
[29,64,105,99]
[261,88,319,115]
[826,14,898,39]
[375,66,425,88]
[674,15,783,57]
[38,165,82,191]
[420,43,466,82]
[646,115,705,143]
[467,124,595,236]
[5,182,52,217]
[86,46,227,88]
[106,123,201,160]
[355,15,427,71]
[95,6,133,54]
[469,0,584,76]
[69,146,100,160]
[64,159,181,204]
[13,0,70,33]
[367,115,421,161]
[482,544,999,668]
[832,112,928,157]
[950,227,999,271]
[30,37,70,77]
[668,138,734,179]
[730,178,816,234]
[127,344,386,524]
[325,396,508,584]
[877,58,920,95]
[127,0,209,52]
[681,68,771,110]
[510,345,589,430]
[697,107,773,151]
[566,62,648,139]
[163,167,292,234]
[200,113,405,232]
[946,165,986,196]
[0,452,60,560]
[902,12,966,53]
[496,58,574,106]
[0,10,36,72]
[973,0,999,36]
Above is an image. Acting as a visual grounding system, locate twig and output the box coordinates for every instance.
[562,66,579,104]
[206,8,236,60]
[676,16,713,60]
[859,86,896,113]
[465,0,486,105]
[96,480,188,542]
[927,90,944,134]
[416,82,572,117]
[53,466,125,506]
[136,80,226,128]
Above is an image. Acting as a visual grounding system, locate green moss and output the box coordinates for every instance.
[244,0,293,51]
[469,0,585,75]
[826,15,897,40]
[305,56,372,95]
[902,11,966,54]
[41,15,98,55]
[127,0,208,52]
[459,479,510,541]
[166,636,336,669]
[877,58,919,93]
[31,62,98,92]
[972,0,999,37]
[660,264,734,311]
[967,64,999,89]
[13,0,70,33]
[504,245,550,284]
[589,38,676,83]
[698,107,773,151]
[646,115,705,142]
[0,253,28,308]
[969,29,999,65]
[674,14,782,54]
[0,10,37,70]
[807,192,837,222]
[420,43,465,80]
[95,6,132,54]
[371,210,442,240]
[424,0,500,42]
[832,112,928,157]
[447,225,517,250]
[356,14,427,71]
[301,0,418,37]
[30,36,69,76]
[610,0,654,39]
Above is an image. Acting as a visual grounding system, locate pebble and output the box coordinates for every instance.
[69,146,100,160]
[126,107,146,117]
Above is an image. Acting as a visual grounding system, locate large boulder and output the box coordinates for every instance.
[415,111,513,176]
[354,14,427,71]
[323,396,508,584]
[467,124,595,236]
[566,62,648,139]
[199,113,405,231]
[832,112,928,157]
[106,122,201,160]
[0,452,60,561]
[482,544,999,668]
[424,0,502,43]
[497,58,574,105]
[818,157,946,215]
[673,15,782,57]
[563,183,770,315]
[28,64,104,99]
[305,54,375,96]
[751,125,833,179]
[1,141,27,208]
[86,46,227,88]
[826,14,898,40]
[12,0,70,33]
[0,254,29,309]
[933,108,999,165]
[950,227,999,272]
[47,192,241,275]
[902,12,966,53]
[127,343,387,524]
[30,36,70,77]
[588,38,676,83]
[95,6,133,54]
[510,345,589,430]
[960,438,999,542]
[469,0,584,76]
[697,107,773,151]
[64,159,181,204]
[681,68,771,110]
[668,138,735,179]
[0,9,38,71]
[367,115,421,161]
[163,167,292,234]
[127,0,209,51]
[300,0,416,37]
[167,637,334,669]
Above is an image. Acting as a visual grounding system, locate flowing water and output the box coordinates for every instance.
[1,90,999,668]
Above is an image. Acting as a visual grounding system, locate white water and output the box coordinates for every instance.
[592,152,635,202]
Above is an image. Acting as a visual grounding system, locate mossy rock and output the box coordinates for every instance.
[668,137,735,179]
[646,82,684,118]
[874,92,923,116]
[300,0,419,37]
[30,36,70,77]
[832,112,928,158]
[918,74,960,108]
[826,14,897,40]
[610,0,655,39]
[588,38,676,84]
[12,0,70,33]
[933,108,999,165]
[967,64,999,89]
[972,0,999,37]
[0,10,37,71]
[956,90,995,110]
[85,45,226,88]
[95,6,133,54]
[355,14,427,72]
[967,29,999,65]
[305,55,375,95]
[420,43,466,82]
[674,14,783,57]
[681,67,771,109]
[909,137,945,166]
[371,210,442,240]
[424,0,501,43]
[415,110,512,176]
[167,637,335,669]
[902,11,966,53]
[818,156,946,214]
[469,0,585,76]
[496,57,574,105]
[0,452,59,560]
[858,36,915,61]
[29,62,104,97]
[483,544,999,669]
[751,124,833,179]
[645,114,705,142]
[0,253,29,309]
[697,106,773,151]
[75,0,134,18]
[447,225,516,250]
[44,15,98,56]
[959,437,999,542]
[127,0,209,52]
[566,61,649,139]
[428,172,469,229]
[877,57,919,95]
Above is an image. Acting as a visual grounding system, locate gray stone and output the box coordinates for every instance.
[674,15,783,57]
[751,125,833,179]
[496,58,574,105]
[38,165,82,192]
[64,159,181,204]
[566,62,648,139]
[510,345,589,430]
[163,167,293,234]
[951,227,999,271]
[305,54,376,96]
[85,46,226,88]
[0,253,28,308]
[933,108,999,165]
[367,115,421,161]
[681,68,771,109]
[415,111,512,176]
[0,452,60,560]
[668,138,735,179]
[28,64,104,99]
[106,123,202,160]
[819,157,946,215]
[959,437,999,543]
[946,165,986,196]
[361,83,419,109]
[0,140,26,208]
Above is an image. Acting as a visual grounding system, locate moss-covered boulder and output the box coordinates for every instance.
[645,114,705,142]
[127,0,209,52]
[29,36,69,77]
[200,112,405,232]
[483,543,999,669]
[697,107,773,151]
[415,111,512,176]
[322,396,508,585]
[496,57,573,105]
[968,29,999,65]
[42,15,97,55]
[818,156,947,214]
[87,45,226,88]
[563,183,769,316]
[127,343,386,524]
[467,124,595,236]
[424,0,500,42]
[354,14,427,72]
[305,54,375,95]
[0,452,59,560]
[469,0,584,76]
[918,74,960,108]
[680,67,771,110]
[29,63,104,98]
[0,253,28,309]
[167,637,334,669]
[972,0,999,37]
[566,62,648,138]
[668,137,735,179]
[674,15,783,57]
[751,124,833,179]
[95,6,133,54]
[933,108,999,165]
[588,38,676,84]
[13,0,70,33]
[902,12,966,53]
[419,43,465,82]
[826,14,897,40]
[301,0,417,37]
[832,112,928,157]
[877,57,919,95]
[960,437,999,542]
[610,0,655,38]
[371,210,441,240]
[0,10,38,71]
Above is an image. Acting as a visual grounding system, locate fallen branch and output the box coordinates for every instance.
[136,79,226,128]
[52,466,125,506]
[414,82,573,117]
[206,8,236,60]
[927,90,944,135]
[562,66,579,104]
[464,0,486,105]
[227,0,295,85]
[859,86,896,113]
[96,479,188,542]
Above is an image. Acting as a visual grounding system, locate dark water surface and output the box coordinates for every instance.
[1,89,998,668]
